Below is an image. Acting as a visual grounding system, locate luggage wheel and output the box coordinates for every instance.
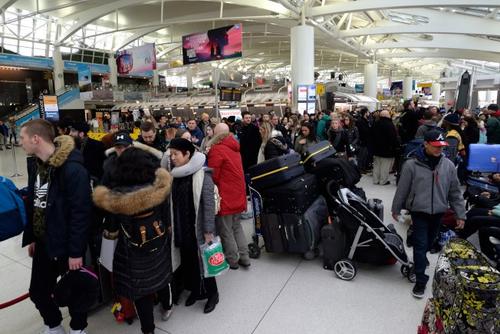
[401,263,416,283]
[334,259,357,281]
[302,250,315,261]
[248,242,261,259]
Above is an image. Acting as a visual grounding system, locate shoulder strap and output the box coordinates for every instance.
[192,169,204,215]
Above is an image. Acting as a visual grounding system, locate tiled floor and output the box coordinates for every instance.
[1,147,433,334]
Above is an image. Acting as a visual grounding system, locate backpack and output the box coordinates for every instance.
[0,176,27,241]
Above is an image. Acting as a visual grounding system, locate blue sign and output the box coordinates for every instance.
[0,54,53,69]
[91,63,110,74]
[58,87,80,107]
[355,84,364,93]
[15,108,40,128]
[64,61,110,74]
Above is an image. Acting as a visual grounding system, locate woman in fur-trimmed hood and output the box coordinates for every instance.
[168,138,219,314]
[93,147,173,334]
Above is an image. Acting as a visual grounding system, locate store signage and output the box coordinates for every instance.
[43,95,59,121]
[116,43,157,75]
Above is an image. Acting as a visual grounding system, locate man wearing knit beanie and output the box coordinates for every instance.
[486,104,500,144]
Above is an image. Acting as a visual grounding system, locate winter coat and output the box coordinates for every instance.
[392,147,466,220]
[463,120,480,148]
[294,136,318,156]
[207,133,246,216]
[169,152,216,271]
[327,128,351,156]
[356,117,371,147]
[345,126,359,149]
[316,115,331,141]
[486,116,500,144]
[138,134,167,152]
[22,135,92,259]
[80,137,106,180]
[399,109,420,143]
[415,120,437,139]
[189,126,205,146]
[264,136,289,160]
[372,117,400,158]
[93,169,173,300]
[238,123,262,170]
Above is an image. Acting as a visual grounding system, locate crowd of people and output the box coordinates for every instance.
[11,99,500,333]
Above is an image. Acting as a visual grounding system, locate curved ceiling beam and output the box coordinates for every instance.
[339,9,500,38]
[363,34,500,54]
[57,0,294,45]
[307,0,500,17]
[0,0,17,12]
[376,49,500,63]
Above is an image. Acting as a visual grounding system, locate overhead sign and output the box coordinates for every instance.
[43,95,59,121]
[219,108,242,119]
[182,24,242,65]
[116,43,157,75]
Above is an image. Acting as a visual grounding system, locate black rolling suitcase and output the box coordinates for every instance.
[261,196,327,258]
[248,153,304,190]
[321,217,347,270]
[261,213,287,253]
[261,173,319,214]
[302,141,336,171]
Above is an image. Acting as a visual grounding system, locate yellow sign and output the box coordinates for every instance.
[316,83,325,96]
[417,82,432,88]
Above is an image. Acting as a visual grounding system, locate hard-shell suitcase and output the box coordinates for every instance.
[261,213,286,253]
[432,238,500,334]
[261,173,319,214]
[321,217,347,270]
[302,141,336,171]
[248,153,305,190]
[467,144,500,172]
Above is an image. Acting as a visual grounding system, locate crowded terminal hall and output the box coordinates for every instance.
[1,1,500,334]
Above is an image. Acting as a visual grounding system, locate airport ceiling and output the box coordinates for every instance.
[2,0,500,81]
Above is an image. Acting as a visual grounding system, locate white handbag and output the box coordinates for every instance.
[99,235,118,272]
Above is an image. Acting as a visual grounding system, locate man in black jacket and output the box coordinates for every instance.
[69,121,106,182]
[20,119,93,334]
[372,110,399,185]
[138,121,167,153]
[399,99,420,144]
[238,111,261,171]
[355,107,372,172]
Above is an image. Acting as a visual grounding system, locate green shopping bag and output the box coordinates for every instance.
[200,236,229,277]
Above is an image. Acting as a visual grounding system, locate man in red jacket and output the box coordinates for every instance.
[207,123,250,269]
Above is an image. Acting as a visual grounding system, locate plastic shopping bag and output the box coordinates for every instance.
[200,236,229,278]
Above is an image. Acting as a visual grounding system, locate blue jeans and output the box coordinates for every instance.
[410,212,443,285]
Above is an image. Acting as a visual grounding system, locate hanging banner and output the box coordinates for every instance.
[78,64,93,100]
[116,43,157,75]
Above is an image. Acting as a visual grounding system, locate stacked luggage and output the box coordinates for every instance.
[418,239,500,334]
[248,142,335,259]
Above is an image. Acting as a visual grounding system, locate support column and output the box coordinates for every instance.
[186,67,193,89]
[431,83,441,101]
[471,90,479,109]
[52,46,65,93]
[364,63,378,100]
[403,76,413,100]
[291,24,314,111]
[445,90,455,111]
[108,55,118,88]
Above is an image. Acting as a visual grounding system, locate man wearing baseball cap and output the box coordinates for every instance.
[392,129,466,298]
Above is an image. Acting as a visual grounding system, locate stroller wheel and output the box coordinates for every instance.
[334,259,357,281]
[302,250,315,261]
[248,242,261,259]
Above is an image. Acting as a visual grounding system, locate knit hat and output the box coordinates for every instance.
[70,121,90,134]
[169,138,195,157]
[443,113,460,126]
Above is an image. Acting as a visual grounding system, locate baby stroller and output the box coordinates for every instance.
[325,180,415,281]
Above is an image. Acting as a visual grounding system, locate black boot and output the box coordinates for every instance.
[203,293,219,314]
[185,293,198,307]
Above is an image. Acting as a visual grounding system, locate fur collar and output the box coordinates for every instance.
[92,168,172,215]
[104,141,163,160]
[170,151,206,178]
[48,135,75,167]
[207,132,230,148]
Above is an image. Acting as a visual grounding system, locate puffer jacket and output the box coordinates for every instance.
[391,147,466,219]
[23,135,92,259]
[93,169,173,300]
[207,133,246,216]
